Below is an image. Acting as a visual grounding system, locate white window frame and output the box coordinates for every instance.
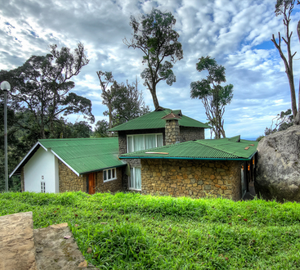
[128,167,142,191]
[127,133,163,153]
[103,168,117,183]
[41,181,45,193]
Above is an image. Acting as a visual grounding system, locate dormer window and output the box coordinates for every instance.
[127,133,163,153]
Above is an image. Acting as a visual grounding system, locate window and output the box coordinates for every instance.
[41,182,45,193]
[129,167,141,190]
[103,168,117,182]
[127,134,163,153]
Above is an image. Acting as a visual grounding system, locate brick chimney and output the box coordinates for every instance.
[162,111,181,145]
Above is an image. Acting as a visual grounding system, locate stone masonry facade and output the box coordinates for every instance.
[180,127,204,142]
[59,160,124,193]
[165,119,180,145]
[94,167,123,193]
[21,167,25,192]
[141,159,242,200]
[59,160,86,192]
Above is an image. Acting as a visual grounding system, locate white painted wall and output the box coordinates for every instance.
[24,147,58,193]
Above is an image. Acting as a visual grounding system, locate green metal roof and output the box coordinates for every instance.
[39,138,125,175]
[109,109,210,131]
[119,136,258,161]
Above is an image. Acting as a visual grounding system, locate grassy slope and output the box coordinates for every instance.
[1,191,300,269]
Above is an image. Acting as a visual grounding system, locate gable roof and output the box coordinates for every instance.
[119,136,258,161]
[10,138,125,177]
[109,109,210,132]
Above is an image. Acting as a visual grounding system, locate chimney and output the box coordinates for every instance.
[162,111,181,145]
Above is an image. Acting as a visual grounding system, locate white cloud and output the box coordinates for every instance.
[0,0,298,139]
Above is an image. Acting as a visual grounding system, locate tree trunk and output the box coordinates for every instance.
[149,87,160,110]
[296,20,300,125]
[108,103,113,129]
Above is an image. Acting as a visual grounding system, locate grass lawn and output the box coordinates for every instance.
[1,191,300,269]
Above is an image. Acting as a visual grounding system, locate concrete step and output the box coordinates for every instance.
[0,212,97,270]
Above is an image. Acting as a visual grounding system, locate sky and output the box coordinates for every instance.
[0,0,299,140]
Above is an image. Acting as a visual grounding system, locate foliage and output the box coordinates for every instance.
[272,0,300,124]
[264,109,293,136]
[256,135,265,142]
[124,9,183,110]
[56,120,92,138]
[1,191,300,269]
[0,43,94,140]
[191,56,233,139]
[94,120,109,137]
[96,71,150,129]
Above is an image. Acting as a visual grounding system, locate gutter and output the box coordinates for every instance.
[79,163,127,175]
[119,156,252,161]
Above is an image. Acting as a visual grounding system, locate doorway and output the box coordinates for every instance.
[88,173,95,194]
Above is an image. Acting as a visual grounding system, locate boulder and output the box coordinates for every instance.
[255,125,300,201]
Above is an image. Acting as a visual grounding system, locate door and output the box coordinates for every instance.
[88,173,95,194]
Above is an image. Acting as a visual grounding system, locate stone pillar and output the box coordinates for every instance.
[165,119,180,145]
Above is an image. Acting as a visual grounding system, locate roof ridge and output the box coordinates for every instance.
[180,114,210,127]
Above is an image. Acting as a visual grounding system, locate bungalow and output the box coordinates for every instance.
[10,138,126,194]
[10,108,257,200]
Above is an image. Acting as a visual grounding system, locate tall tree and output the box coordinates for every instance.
[124,9,183,110]
[110,78,150,126]
[271,0,300,124]
[96,71,115,129]
[97,71,150,128]
[190,56,233,139]
[0,43,94,139]
[94,120,109,137]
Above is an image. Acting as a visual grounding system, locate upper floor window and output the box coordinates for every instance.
[127,133,163,153]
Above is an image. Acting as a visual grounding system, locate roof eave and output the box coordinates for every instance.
[78,163,127,175]
[119,156,253,161]
[9,142,46,178]
[109,124,210,132]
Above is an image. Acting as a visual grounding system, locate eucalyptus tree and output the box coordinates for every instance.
[0,43,94,139]
[190,56,233,139]
[271,0,300,124]
[124,9,183,110]
[97,71,150,128]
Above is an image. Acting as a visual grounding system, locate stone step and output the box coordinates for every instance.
[34,223,97,269]
[0,212,37,270]
[0,212,97,270]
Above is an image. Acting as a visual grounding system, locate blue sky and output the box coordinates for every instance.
[0,0,299,140]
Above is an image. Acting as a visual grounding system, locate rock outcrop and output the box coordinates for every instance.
[0,212,37,270]
[256,125,300,201]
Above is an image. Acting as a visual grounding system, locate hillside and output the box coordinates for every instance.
[1,192,300,269]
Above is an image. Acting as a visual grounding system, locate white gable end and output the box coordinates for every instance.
[24,147,59,193]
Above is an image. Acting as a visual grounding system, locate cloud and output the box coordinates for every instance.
[0,0,298,138]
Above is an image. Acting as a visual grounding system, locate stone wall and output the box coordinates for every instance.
[58,160,86,192]
[180,127,205,142]
[141,159,242,200]
[165,119,180,145]
[21,167,25,192]
[94,167,123,193]
[59,160,124,194]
